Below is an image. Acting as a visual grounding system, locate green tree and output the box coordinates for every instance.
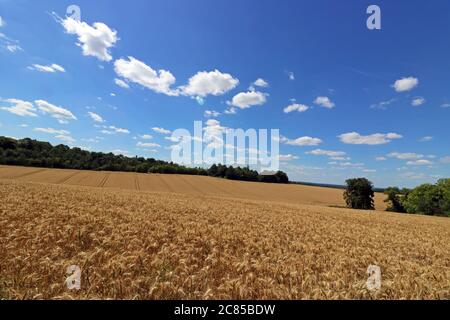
[384,187,407,213]
[403,183,441,215]
[344,178,375,210]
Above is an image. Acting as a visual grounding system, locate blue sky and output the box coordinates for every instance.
[0,0,449,187]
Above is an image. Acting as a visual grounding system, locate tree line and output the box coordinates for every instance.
[344,177,450,217]
[0,136,289,184]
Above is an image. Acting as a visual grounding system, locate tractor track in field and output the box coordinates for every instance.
[56,171,80,185]
[134,174,141,191]
[177,175,205,195]
[11,168,47,179]
[98,173,111,188]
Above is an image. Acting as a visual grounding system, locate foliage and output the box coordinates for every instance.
[402,179,450,216]
[384,187,408,213]
[0,136,289,184]
[343,178,375,210]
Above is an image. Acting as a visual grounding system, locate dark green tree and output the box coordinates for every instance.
[344,178,375,210]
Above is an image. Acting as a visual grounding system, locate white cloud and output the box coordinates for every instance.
[314,96,335,109]
[283,103,309,113]
[87,111,104,123]
[441,103,450,108]
[229,91,267,109]
[0,16,5,27]
[114,78,130,89]
[28,64,65,73]
[1,99,37,117]
[204,110,221,118]
[363,169,377,173]
[180,70,239,97]
[224,107,237,115]
[61,17,118,61]
[282,136,322,146]
[338,132,402,145]
[35,100,77,124]
[406,159,432,166]
[101,125,129,134]
[392,77,418,92]
[375,156,387,161]
[114,56,178,96]
[370,98,396,110]
[138,134,153,140]
[440,156,450,164]
[34,127,70,135]
[286,71,295,81]
[253,78,268,88]
[279,154,299,161]
[306,149,346,157]
[152,127,171,135]
[411,97,425,107]
[55,134,76,144]
[137,142,161,148]
[387,152,424,160]
[419,136,433,142]
[6,44,23,53]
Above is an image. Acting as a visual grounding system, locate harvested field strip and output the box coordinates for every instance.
[56,171,80,185]
[177,175,205,195]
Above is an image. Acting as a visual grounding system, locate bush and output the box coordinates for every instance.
[402,179,450,216]
[384,187,408,213]
[344,178,375,210]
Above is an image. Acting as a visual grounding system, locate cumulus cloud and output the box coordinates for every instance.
[406,159,432,166]
[204,110,221,118]
[338,132,402,145]
[1,99,37,117]
[35,100,77,124]
[387,152,424,160]
[419,136,433,142]
[60,17,118,61]
[180,70,239,97]
[87,111,104,123]
[0,16,5,27]
[282,136,322,146]
[137,142,161,148]
[229,91,267,109]
[138,134,153,140]
[101,125,130,135]
[152,127,171,135]
[55,134,76,144]
[314,96,335,109]
[283,103,309,113]
[114,78,130,89]
[114,56,178,96]
[392,76,418,92]
[224,107,237,115]
[375,156,387,161]
[253,78,268,88]
[306,149,346,157]
[411,97,425,107]
[279,154,299,161]
[28,64,65,73]
[34,127,70,135]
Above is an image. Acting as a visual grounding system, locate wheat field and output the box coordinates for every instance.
[0,165,449,300]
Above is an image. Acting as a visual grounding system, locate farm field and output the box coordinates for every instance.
[0,165,449,299]
[0,165,386,209]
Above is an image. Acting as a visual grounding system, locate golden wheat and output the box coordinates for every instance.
[0,167,449,300]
